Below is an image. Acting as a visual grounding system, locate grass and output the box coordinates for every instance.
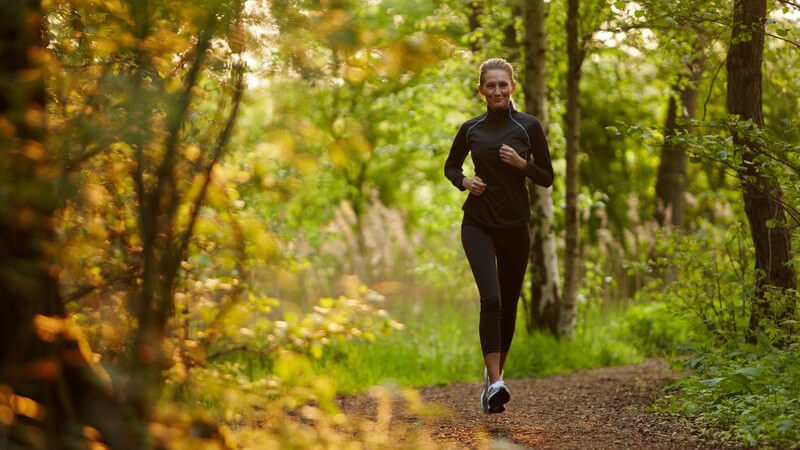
[311,298,644,394]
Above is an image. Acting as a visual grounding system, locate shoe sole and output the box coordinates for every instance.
[487,387,510,412]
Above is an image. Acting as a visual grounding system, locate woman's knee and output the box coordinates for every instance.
[479,295,501,316]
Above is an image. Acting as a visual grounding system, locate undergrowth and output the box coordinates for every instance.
[657,338,800,449]
[311,298,643,394]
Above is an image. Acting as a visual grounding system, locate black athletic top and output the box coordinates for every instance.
[444,100,554,228]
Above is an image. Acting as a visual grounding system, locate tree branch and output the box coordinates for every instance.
[172,62,246,273]
[765,31,800,50]
[149,18,217,226]
[702,55,726,121]
[776,0,800,10]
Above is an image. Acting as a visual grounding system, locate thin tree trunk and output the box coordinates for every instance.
[561,0,582,338]
[727,0,796,342]
[523,0,561,335]
[468,0,483,52]
[504,0,523,64]
[655,55,704,228]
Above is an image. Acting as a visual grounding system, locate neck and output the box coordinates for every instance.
[487,100,514,116]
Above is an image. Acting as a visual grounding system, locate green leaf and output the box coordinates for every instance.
[614,0,625,10]
[721,374,751,393]
[777,419,794,433]
[730,367,763,379]
[700,377,725,387]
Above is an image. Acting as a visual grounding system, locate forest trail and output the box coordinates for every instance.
[336,358,742,449]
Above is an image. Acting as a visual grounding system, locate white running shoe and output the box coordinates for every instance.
[480,384,490,413]
[486,380,510,413]
[483,367,507,413]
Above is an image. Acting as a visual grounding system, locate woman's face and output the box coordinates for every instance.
[479,69,516,110]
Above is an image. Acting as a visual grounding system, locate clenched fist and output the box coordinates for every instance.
[463,176,486,196]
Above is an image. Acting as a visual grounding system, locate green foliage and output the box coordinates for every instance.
[613,300,691,356]
[658,338,800,448]
[613,213,800,448]
[614,116,800,233]
[308,299,642,394]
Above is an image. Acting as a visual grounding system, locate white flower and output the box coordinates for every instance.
[365,292,385,302]
[239,327,255,337]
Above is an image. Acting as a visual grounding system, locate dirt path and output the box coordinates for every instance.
[336,358,743,449]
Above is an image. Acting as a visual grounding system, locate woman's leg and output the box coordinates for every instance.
[495,223,531,369]
[461,219,503,383]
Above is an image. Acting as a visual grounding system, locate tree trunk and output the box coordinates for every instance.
[504,0,523,65]
[0,1,136,447]
[468,0,483,52]
[523,0,561,335]
[726,0,796,341]
[561,0,582,338]
[655,55,704,228]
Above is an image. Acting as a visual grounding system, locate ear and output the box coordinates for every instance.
[510,80,517,93]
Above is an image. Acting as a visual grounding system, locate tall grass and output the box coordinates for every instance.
[312,298,643,394]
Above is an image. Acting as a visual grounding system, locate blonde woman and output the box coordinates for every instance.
[444,58,554,413]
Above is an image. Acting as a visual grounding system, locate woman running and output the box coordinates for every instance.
[443,58,554,414]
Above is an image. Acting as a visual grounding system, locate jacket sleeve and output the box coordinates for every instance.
[519,119,554,187]
[444,122,469,191]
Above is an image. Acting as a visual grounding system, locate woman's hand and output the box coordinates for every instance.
[499,143,528,169]
[463,176,486,196]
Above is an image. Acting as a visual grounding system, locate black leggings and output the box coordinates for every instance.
[461,213,531,356]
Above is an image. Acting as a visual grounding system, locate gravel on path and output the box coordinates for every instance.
[336,358,745,449]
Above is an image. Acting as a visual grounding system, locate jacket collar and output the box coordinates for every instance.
[485,99,516,120]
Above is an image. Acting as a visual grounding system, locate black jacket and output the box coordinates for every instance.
[444,100,554,228]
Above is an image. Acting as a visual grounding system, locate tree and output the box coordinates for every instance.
[0,1,136,447]
[561,0,582,337]
[522,0,561,335]
[654,42,706,228]
[726,0,796,341]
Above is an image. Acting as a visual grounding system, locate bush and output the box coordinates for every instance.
[613,301,691,356]
[658,337,800,449]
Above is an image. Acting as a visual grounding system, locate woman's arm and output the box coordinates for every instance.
[519,119,554,187]
[444,123,469,191]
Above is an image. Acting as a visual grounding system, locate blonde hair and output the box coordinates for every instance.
[478,58,516,86]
